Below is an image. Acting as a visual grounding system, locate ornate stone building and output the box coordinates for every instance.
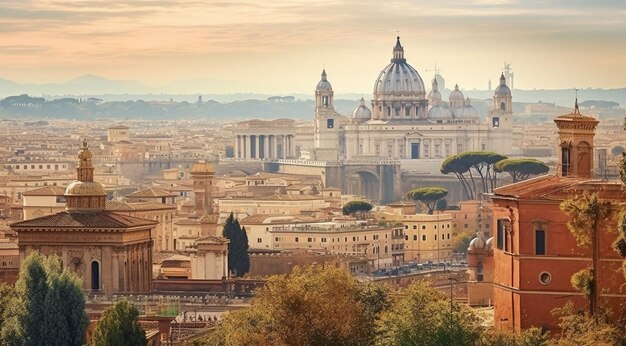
[11,140,156,292]
[307,37,514,161]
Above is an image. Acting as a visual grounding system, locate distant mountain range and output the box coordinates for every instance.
[0,74,625,121]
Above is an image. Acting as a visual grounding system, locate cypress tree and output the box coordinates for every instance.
[223,212,250,277]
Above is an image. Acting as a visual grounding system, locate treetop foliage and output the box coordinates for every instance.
[495,158,550,183]
[92,300,147,346]
[407,187,448,214]
[441,151,508,199]
[342,200,373,215]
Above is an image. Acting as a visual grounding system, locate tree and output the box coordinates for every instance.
[495,158,550,183]
[0,282,16,335]
[208,266,390,346]
[375,281,483,346]
[560,192,616,315]
[223,212,250,277]
[552,301,626,346]
[441,151,507,199]
[452,230,474,254]
[435,198,448,211]
[407,187,448,214]
[92,300,147,346]
[342,200,373,215]
[1,252,88,346]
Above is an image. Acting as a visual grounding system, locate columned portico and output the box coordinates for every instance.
[232,120,298,160]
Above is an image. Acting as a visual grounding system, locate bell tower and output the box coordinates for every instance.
[554,99,599,178]
[313,69,342,159]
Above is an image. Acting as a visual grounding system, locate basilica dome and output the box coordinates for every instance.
[316,69,332,91]
[352,97,372,122]
[494,73,511,98]
[449,84,464,102]
[428,105,452,119]
[373,37,425,96]
[455,98,480,118]
[427,78,442,106]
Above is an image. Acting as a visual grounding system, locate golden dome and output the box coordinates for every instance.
[191,160,215,174]
[65,181,106,196]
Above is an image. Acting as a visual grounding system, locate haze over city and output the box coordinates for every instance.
[1,0,626,93]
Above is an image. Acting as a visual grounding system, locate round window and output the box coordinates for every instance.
[539,272,551,285]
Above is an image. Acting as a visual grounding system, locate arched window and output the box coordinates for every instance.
[500,102,506,111]
[91,261,100,290]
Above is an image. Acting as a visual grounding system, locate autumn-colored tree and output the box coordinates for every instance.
[207,266,390,346]
[560,192,616,315]
[376,281,483,346]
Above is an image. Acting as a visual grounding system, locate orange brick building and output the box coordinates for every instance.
[490,103,626,332]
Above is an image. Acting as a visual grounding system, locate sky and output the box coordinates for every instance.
[1,0,625,94]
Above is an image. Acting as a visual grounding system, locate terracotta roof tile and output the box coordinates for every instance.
[22,186,66,196]
[125,187,177,198]
[10,211,157,229]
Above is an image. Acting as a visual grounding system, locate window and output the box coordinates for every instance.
[535,230,546,255]
[435,235,437,240]
[257,238,262,243]
[477,263,484,282]
[413,235,417,241]
[422,235,426,241]
[295,237,299,242]
[327,119,334,128]
[413,225,417,230]
[421,225,426,230]
[496,219,509,250]
[539,272,551,285]
[307,238,313,242]
[492,116,500,127]
[322,238,327,243]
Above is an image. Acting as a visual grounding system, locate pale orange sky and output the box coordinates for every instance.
[1,0,625,93]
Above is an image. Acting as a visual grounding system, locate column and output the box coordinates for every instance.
[255,135,260,159]
[234,135,240,158]
[272,135,278,159]
[263,135,269,159]
[244,135,251,159]
[282,135,288,159]
[112,250,120,292]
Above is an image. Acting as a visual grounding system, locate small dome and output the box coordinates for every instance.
[468,236,486,251]
[64,181,106,196]
[352,97,372,121]
[449,84,464,101]
[428,105,453,119]
[316,69,332,91]
[485,237,494,250]
[454,98,480,118]
[494,73,511,97]
[191,160,215,174]
[427,78,442,106]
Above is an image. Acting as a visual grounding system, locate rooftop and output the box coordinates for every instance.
[11,211,158,229]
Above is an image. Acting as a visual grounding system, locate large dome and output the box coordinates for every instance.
[373,37,425,97]
[449,84,464,102]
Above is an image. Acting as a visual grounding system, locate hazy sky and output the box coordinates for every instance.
[1,0,625,93]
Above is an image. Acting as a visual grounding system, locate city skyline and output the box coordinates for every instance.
[1,0,625,93]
